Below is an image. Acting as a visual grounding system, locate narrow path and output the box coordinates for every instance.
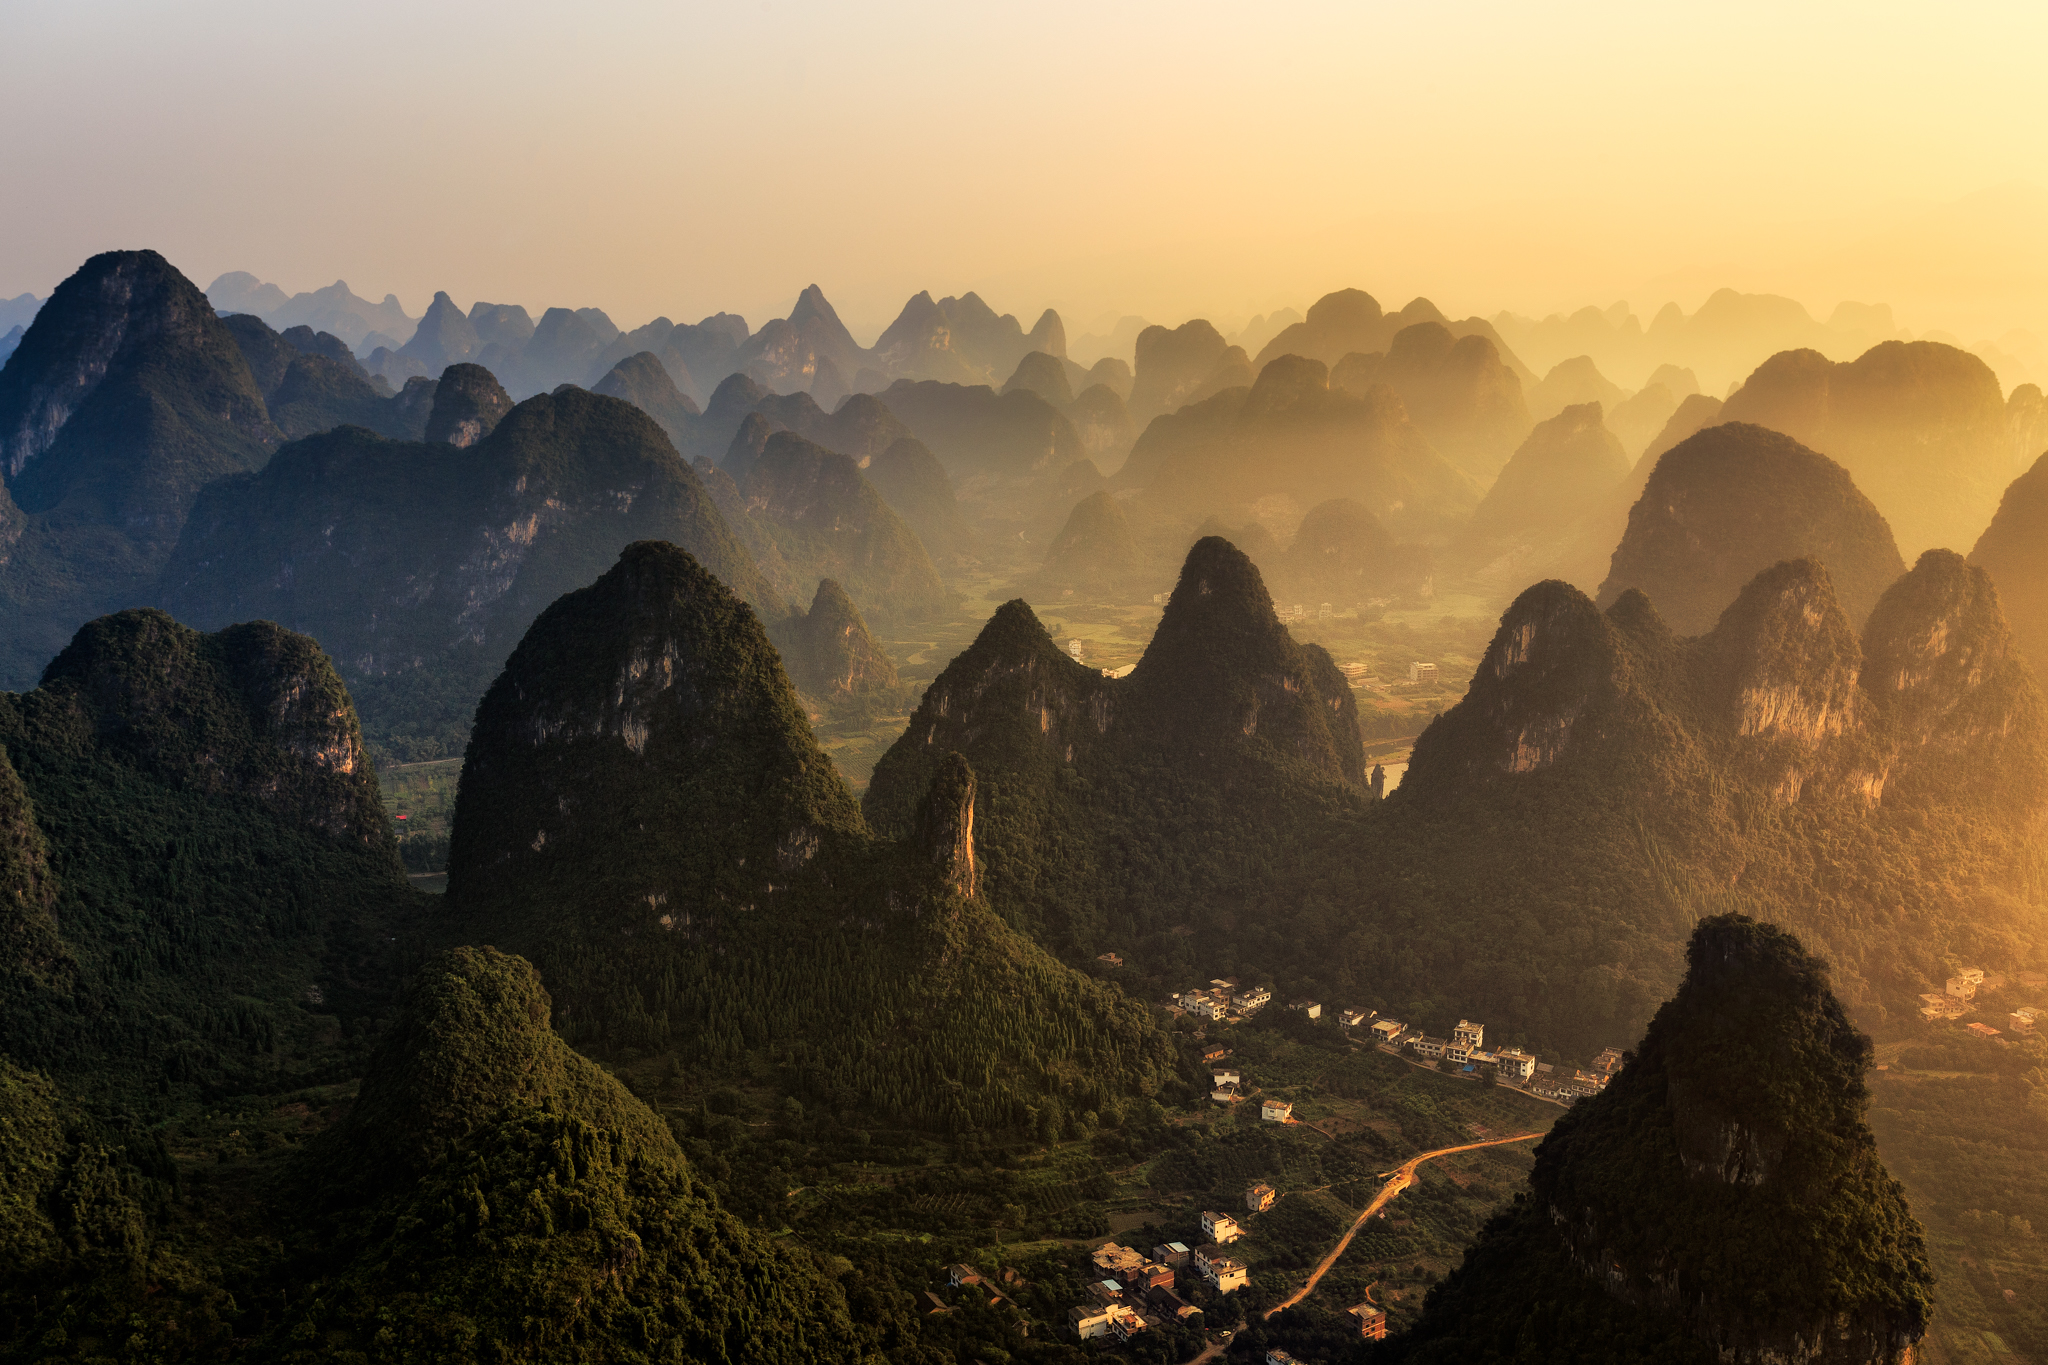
[1262,1133,1543,1320]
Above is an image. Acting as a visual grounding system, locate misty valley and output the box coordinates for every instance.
[5,247,2048,1365]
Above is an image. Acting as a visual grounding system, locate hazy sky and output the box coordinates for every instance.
[4,0,2046,343]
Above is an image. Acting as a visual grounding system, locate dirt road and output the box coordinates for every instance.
[1261,1132,1543,1319]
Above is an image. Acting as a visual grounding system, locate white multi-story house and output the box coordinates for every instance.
[1495,1048,1537,1082]
[1194,1245,1249,1293]
[1454,1020,1485,1050]
[1200,1210,1244,1243]
[1261,1098,1294,1123]
[1371,1019,1407,1044]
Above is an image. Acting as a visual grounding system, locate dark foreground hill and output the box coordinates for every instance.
[1598,422,1906,633]
[160,387,777,763]
[277,944,871,1363]
[0,609,413,1101]
[1381,915,1930,1365]
[439,540,1177,1128]
[0,250,278,686]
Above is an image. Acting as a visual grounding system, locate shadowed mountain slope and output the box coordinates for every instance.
[1382,915,1930,1365]
[0,250,279,686]
[1597,423,1906,634]
[438,541,1178,1128]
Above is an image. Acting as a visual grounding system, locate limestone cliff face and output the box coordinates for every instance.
[1414,579,1625,780]
[1531,916,1931,1365]
[1701,559,1863,749]
[915,751,979,900]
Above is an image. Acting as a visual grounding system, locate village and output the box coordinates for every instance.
[1030,974,1626,1349]
[1914,966,2046,1038]
[1168,977,1627,1107]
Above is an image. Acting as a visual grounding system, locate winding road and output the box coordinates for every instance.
[1261,1132,1543,1319]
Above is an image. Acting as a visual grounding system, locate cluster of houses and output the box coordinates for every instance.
[1916,968,2045,1036]
[1062,1229,1244,1343]
[1065,1202,1391,1346]
[1364,1017,1624,1102]
[1178,975,1625,1107]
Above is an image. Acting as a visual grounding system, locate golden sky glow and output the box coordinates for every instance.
[4,0,2047,344]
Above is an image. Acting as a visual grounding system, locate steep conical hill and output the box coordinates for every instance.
[783,577,900,704]
[865,537,1367,954]
[1720,340,2007,557]
[441,541,1177,1128]
[1596,422,1905,634]
[0,249,279,686]
[1467,401,1628,545]
[1272,496,1430,605]
[292,944,868,1363]
[1384,915,1931,1365]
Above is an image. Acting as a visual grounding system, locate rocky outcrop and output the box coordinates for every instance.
[915,752,979,900]
[1002,350,1074,407]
